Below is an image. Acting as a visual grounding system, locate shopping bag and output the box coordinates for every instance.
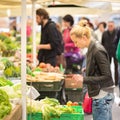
[27,86,40,100]
[116,39,120,63]
[82,92,92,114]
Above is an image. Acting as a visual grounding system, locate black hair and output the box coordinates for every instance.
[98,22,107,29]
[36,8,49,19]
[63,14,74,26]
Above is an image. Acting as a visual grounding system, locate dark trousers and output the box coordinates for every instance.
[109,56,118,86]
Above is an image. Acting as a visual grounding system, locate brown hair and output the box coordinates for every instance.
[36,8,49,19]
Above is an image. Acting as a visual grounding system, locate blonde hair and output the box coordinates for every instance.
[70,20,91,39]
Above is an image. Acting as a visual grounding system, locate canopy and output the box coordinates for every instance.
[0,0,120,17]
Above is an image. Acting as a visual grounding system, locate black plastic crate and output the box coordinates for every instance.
[65,89,83,102]
[27,80,64,92]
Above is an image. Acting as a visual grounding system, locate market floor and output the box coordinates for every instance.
[84,86,120,120]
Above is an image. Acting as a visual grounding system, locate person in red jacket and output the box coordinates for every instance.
[62,14,81,73]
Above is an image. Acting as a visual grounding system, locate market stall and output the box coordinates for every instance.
[0,0,120,120]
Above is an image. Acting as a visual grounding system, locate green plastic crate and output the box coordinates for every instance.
[60,106,84,120]
[50,117,60,120]
[27,113,42,120]
[27,106,84,120]
[28,113,60,120]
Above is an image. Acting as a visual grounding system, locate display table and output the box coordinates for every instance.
[4,105,22,120]
[27,79,66,104]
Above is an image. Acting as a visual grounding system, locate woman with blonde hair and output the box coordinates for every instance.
[70,22,114,120]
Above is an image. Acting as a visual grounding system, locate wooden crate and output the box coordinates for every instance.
[65,74,83,89]
[4,105,22,120]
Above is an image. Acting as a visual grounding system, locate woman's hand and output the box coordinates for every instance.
[72,74,83,88]
[72,74,83,83]
[82,67,86,73]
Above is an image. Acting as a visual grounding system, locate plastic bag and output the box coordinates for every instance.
[27,86,40,100]
[82,92,92,114]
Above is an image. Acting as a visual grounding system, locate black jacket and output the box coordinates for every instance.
[84,40,114,97]
[38,19,62,66]
[102,29,117,58]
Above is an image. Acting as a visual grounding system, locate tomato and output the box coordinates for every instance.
[72,102,79,106]
[39,62,46,68]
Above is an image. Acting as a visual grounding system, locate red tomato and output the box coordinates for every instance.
[39,62,46,68]
[72,102,79,106]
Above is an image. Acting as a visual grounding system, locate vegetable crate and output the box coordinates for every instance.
[60,106,84,120]
[27,80,64,91]
[27,113,42,120]
[65,74,82,89]
[36,91,62,102]
[27,106,84,120]
[65,89,83,102]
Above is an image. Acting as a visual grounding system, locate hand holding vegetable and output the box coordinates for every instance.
[72,74,83,87]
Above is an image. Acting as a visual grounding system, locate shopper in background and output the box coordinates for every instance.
[79,17,98,41]
[26,19,32,42]
[102,21,118,86]
[36,8,62,67]
[62,14,81,73]
[95,22,107,43]
[70,22,114,120]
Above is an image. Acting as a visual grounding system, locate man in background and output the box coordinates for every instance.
[102,21,118,85]
[36,8,62,66]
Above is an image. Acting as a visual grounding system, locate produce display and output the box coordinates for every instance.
[0,31,85,120]
[0,33,19,57]
[38,62,62,73]
[0,61,5,70]
[2,59,20,78]
[0,83,22,99]
[0,89,12,119]
[27,63,64,82]
[0,77,13,86]
[27,97,79,120]
[27,71,64,82]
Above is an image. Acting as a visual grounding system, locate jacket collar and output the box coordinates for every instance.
[42,19,52,29]
[87,40,95,56]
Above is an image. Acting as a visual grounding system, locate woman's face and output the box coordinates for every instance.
[71,34,87,49]
[62,20,70,28]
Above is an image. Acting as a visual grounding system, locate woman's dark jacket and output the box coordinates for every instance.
[83,40,114,97]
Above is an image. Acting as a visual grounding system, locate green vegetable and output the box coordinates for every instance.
[54,105,75,116]
[40,97,60,106]
[0,33,19,57]
[0,62,5,70]
[0,89,12,119]
[34,67,41,72]
[0,83,22,99]
[27,67,35,77]
[27,97,76,120]
[3,59,21,77]
[0,77,13,86]
[27,99,42,113]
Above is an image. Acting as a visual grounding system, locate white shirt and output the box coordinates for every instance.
[94,29,103,43]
